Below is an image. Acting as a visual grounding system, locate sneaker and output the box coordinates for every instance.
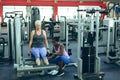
[47,70,58,75]
[56,71,64,76]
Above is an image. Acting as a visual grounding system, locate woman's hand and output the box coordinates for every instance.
[47,49,50,54]
[48,53,56,60]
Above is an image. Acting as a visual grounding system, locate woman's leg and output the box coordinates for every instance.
[44,59,49,65]
[36,59,40,66]
[60,56,70,64]
[51,56,66,76]
[31,47,41,66]
[39,47,49,65]
[49,56,60,64]
[58,61,63,72]
[57,56,70,72]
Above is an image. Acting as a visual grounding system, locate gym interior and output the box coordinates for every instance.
[0,0,120,80]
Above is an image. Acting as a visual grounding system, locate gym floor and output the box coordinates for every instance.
[0,41,120,80]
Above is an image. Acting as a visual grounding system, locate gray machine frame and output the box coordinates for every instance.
[76,7,104,80]
[65,18,78,67]
[104,18,120,65]
[103,2,120,65]
[13,16,57,77]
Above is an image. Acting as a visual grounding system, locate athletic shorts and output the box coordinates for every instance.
[49,56,70,64]
[31,47,47,60]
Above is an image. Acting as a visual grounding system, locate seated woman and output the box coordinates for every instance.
[28,20,49,66]
[48,37,70,76]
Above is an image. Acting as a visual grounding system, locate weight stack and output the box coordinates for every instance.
[81,46,96,73]
[31,7,40,31]
[0,37,5,57]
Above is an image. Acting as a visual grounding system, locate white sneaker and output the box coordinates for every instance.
[48,70,58,75]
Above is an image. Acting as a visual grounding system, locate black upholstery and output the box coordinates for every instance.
[0,37,5,57]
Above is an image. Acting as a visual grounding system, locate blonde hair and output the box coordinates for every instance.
[35,20,41,26]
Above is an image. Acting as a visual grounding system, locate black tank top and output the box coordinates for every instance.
[32,30,45,48]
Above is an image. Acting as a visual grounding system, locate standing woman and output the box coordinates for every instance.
[28,20,49,66]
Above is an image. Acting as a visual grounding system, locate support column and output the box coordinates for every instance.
[101,2,107,20]
[53,4,58,21]
[0,3,2,22]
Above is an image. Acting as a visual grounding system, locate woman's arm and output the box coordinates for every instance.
[43,30,49,49]
[28,30,34,55]
[48,45,64,59]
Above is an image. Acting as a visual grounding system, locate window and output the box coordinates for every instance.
[3,6,53,21]
[58,6,77,19]
[37,6,53,21]
[3,6,26,19]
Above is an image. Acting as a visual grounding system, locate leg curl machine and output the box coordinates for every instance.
[13,15,57,77]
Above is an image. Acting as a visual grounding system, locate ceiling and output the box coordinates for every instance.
[57,0,120,3]
[39,0,119,2]
[57,0,101,1]
[102,0,120,2]
[31,0,102,2]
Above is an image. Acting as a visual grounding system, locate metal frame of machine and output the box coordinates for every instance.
[13,16,57,77]
[75,6,105,80]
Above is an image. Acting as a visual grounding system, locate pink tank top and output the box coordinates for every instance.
[54,45,70,58]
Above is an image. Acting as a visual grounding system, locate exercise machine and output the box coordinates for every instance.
[59,16,78,41]
[31,7,40,31]
[0,12,16,63]
[74,7,105,80]
[0,37,5,62]
[42,18,60,38]
[13,15,57,77]
[59,16,67,41]
[103,2,120,65]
